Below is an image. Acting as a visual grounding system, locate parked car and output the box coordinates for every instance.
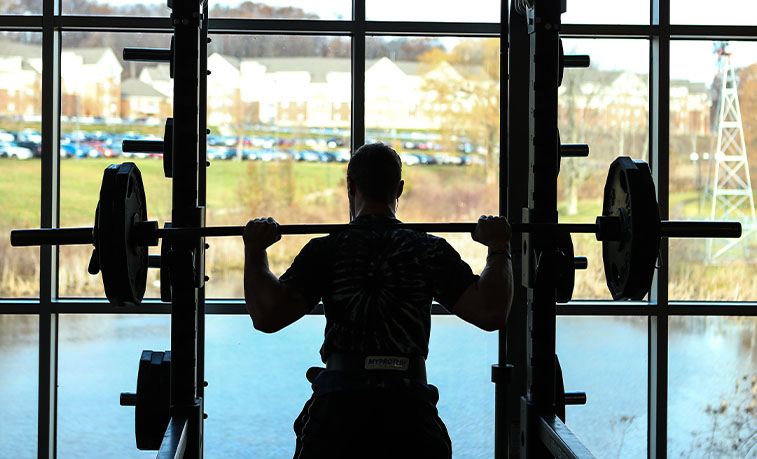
[207,147,235,160]
[327,137,346,149]
[400,153,420,166]
[253,148,278,161]
[318,151,336,162]
[333,150,350,162]
[433,153,464,165]
[60,144,78,158]
[14,140,41,158]
[0,141,34,159]
[298,150,321,162]
[17,129,42,143]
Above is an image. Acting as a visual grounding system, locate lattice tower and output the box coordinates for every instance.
[706,45,755,261]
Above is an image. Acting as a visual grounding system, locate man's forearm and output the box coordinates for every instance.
[476,246,514,326]
[244,247,287,330]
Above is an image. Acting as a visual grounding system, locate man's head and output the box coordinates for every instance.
[347,143,404,216]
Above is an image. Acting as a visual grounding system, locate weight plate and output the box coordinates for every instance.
[95,163,149,306]
[601,157,660,300]
[163,118,173,178]
[160,223,172,303]
[555,354,566,423]
[555,232,575,303]
[558,38,565,87]
[135,350,171,450]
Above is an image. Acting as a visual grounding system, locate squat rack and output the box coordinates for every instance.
[10,0,747,454]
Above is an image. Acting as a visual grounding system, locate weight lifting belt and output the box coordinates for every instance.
[326,353,427,383]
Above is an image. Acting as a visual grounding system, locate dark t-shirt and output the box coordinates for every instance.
[279,214,479,362]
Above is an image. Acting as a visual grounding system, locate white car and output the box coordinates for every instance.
[400,153,420,166]
[0,141,34,159]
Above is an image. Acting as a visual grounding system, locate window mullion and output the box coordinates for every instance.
[649,0,670,458]
[39,0,61,457]
[350,0,366,153]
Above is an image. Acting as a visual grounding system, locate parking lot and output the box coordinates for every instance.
[0,127,486,167]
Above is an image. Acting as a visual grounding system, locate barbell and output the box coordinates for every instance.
[9,158,741,305]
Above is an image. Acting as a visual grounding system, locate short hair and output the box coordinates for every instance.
[347,143,402,203]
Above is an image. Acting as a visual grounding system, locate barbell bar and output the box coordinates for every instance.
[9,219,741,248]
[123,47,171,62]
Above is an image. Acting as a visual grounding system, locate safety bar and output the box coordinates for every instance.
[563,55,590,68]
[123,48,171,62]
[539,415,596,459]
[560,144,590,157]
[123,139,165,153]
[565,391,587,405]
[573,257,588,270]
[156,416,188,459]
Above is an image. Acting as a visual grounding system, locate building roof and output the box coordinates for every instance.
[0,39,41,59]
[240,56,421,82]
[250,57,349,82]
[214,53,241,70]
[671,79,708,94]
[142,64,171,82]
[20,61,39,73]
[68,47,112,65]
[121,78,168,98]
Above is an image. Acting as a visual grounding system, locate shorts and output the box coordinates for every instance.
[293,370,452,459]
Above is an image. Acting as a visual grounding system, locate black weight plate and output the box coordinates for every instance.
[555,232,575,303]
[558,38,565,87]
[160,223,172,303]
[601,157,661,300]
[96,163,149,306]
[556,128,562,176]
[555,354,566,423]
[163,118,173,178]
[135,350,171,450]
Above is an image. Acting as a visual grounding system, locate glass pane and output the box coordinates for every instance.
[204,315,496,456]
[1,1,41,14]
[0,32,41,299]
[204,315,323,456]
[429,316,497,455]
[668,316,757,456]
[672,0,757,25]
[59,32,173,300]
[204,35,351,297]
[669,41,757,301]
[211,1,351,20]
[558,39,649,300]
[364,36,499,275]
[58,314,170,457]
[0,315,38,456]
[63,0,169,17]
[366,0,499,23]
[561,1,649,25]
[557,316,647,457]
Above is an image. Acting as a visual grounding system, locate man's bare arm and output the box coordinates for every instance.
[452,215,514,331]
[243,218,310,333]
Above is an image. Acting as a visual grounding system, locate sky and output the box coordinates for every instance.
[103,0,757,84]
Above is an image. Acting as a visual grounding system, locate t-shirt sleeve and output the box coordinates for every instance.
[279,238,325,311]
[429,238,479,312]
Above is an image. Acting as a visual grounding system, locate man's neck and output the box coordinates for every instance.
[353,201,396,219]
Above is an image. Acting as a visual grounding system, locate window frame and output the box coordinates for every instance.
[2,0,757,457]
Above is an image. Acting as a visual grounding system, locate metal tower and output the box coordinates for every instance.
[706,43,755,261]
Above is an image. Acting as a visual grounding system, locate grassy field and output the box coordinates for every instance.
[1,158,755,301]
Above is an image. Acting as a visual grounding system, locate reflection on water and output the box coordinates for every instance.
[2,315,756,457]
[0,315,38,457]
[557,316,648,458]
[668,316,757,458]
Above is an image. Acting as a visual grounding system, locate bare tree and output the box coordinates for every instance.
[419,39,500,184]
